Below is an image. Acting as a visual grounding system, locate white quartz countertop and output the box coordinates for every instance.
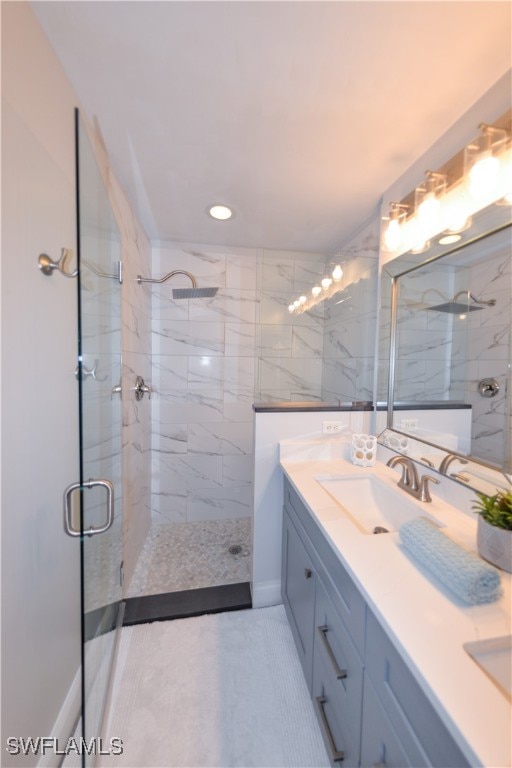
[279,442,512,768]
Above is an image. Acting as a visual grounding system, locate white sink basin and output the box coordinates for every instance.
[463,636,512,702]
[315,473,444,534]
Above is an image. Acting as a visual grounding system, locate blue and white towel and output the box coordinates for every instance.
[399,516,503,605]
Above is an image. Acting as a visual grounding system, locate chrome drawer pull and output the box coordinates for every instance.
[317,625,347,680]
[314,695,344,762]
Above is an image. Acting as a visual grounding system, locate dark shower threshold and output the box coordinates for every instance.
[123,582,252,626]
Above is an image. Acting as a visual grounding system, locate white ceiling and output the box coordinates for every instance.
[32,1,511,253]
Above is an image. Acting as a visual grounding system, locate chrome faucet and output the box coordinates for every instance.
[438,453,468,475]
[386,456,440,502]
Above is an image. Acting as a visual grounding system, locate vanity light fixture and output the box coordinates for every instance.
[208,204,233,220]
[381,110,511,257]
[321,277,332,290]
[311,285,322,297]
[466,124,508,203]
[441,193,472,234]
[416,172,446,232]
[383,203,408,252]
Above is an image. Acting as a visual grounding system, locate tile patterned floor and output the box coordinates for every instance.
[126,518,252,597]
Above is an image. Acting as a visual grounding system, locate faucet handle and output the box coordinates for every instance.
[417,474,440,502]
[386,456,419,490]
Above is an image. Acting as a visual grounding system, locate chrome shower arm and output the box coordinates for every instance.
[137,269,198,287]
[452,290,496,307]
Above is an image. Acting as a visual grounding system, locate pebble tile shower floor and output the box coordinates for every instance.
[126,518,252,597]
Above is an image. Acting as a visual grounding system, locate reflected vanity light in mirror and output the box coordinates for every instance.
[289,264,344,314]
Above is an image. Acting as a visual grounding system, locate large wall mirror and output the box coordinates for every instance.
[378,199,511,495]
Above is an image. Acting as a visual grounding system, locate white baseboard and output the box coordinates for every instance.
[37,667,81,767]
[251,579,282,608]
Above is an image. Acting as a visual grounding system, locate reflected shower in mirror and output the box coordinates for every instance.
[378,201,511,494]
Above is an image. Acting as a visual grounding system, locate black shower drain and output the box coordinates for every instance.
[228,544,242,555]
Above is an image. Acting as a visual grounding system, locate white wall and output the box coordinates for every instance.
[1,3,81,762]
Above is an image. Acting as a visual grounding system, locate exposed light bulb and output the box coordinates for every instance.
[384,218,403,251]
[293,299,301,308]
[332,264,343,281]
[458,314,467,320]
[299,295,307,304]
[312,286,321,297]
[288,304,295,313]
[402,217,428,254]
[469,152,500,201]
[321,277,332,290]
[442,195,470,233]
[417,192,441,231]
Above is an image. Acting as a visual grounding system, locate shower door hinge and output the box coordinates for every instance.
[117,260,123,284]
[119,560,124,587]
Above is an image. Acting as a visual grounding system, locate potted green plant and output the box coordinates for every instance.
[472,490,512,573]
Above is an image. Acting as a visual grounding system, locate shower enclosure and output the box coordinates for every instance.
[73,110,123,758]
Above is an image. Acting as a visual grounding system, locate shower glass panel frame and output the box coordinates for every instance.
[75,108,123,762]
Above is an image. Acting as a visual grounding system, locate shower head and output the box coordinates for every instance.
[137,268,218,299]
[426,290,496,314]
[172,287,218,299]
[426,301,483,314]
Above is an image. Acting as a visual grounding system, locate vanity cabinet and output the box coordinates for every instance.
[282,475,471,768]
[364,612,469,768]
[312,578,364,767]
[282,506,316,688]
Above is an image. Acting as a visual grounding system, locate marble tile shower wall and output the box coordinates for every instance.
[83,119,153,587]
[321,218,380,403]
[463,247,511,466]
[256,250,327,402]
[393,265,461,402]
[150,244,327,524]
[377,257,465,404]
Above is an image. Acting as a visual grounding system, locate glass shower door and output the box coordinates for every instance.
[75,109,123,758]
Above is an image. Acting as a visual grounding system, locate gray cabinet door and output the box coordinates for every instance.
[282,507,316,690]
[360,675,410,768]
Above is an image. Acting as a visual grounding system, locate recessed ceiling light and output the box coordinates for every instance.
[438,233,462,245]
[208,204,233,221]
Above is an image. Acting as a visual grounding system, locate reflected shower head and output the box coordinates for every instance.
[427,301,483,314]
[172,287,218,299]
[426,290,496,314]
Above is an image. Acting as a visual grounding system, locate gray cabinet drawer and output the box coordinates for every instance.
[284,476,366,653]
[365,611,470,768]
[313,580,363,767]
[282,507,316,690]
[360,675,410,768]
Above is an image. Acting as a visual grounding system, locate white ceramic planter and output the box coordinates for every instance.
[477,516,512,573]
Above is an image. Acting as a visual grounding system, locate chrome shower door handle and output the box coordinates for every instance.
[64,479,115,537]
